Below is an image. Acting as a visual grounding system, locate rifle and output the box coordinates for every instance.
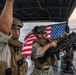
[37,32,76,64]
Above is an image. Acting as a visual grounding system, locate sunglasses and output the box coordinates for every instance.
[12,26,20,30]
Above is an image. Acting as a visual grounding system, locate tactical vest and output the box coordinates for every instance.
[32,39,58,68]
[8,38,28,75]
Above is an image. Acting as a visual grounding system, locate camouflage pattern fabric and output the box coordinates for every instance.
[0,31,12,75]
[31,42,54,75]
[31,66,54,75]
[0,31,28,75]
[0,31,12,68]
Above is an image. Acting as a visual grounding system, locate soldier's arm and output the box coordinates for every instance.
[0,0,14,35]
[40,41,57,55]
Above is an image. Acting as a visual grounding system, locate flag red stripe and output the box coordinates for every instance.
[24,43,32,46]
[47,29,52,31]
[27,37,36,42]
[47,33,50,35]
[22,49,32,52]
[22,54,31,56]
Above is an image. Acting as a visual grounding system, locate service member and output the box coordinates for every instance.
[0,0,28,75]
[0,0,15,75]
[31,26,57,75]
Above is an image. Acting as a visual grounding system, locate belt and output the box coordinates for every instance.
[36,67,49,70]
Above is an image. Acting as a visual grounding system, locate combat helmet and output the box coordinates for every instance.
[12,18,22,39]
[12,18,22,28]
[33,25,46,35]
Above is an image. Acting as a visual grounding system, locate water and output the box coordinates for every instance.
[70,29,76,33]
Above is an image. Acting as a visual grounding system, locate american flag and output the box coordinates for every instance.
[22,23,66,56]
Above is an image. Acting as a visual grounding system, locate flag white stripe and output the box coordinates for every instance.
[24,36,36,43]
[22,46,32,50]
[25,41,33,44]
[22,51,31,54]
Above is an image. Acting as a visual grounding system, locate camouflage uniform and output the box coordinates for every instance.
[0,31,12,67]
[8,21,28,75]
[0,22,28,75]
[0,31,12,75]
[0,30,28,75]
[31,26,58,75]
[32,43,54,75]
[32,66,54,75]
[31,41,54,75]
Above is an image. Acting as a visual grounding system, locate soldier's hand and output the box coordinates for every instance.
[49,40,57,47]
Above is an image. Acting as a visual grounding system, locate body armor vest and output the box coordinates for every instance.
[8,38,28,75]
